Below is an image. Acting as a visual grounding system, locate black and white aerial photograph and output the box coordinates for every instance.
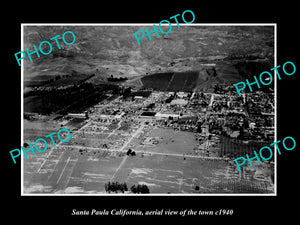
[22,25,275,195]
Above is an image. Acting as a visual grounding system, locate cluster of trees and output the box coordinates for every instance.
[121,87,131,98]
[213,84,225,94]
[108,75,128,82]
[104,181,150,194]
[33,75,66,86]
[228,52,272,60]
[126,149,136,156]
[130,184,150,194]
[24,82,120,115]
[105,181,128,193]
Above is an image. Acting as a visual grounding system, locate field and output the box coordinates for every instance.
[219,136,270,159]
[215,61,242,85]
[24,84,117,114]
[136,128,198,155]
[140,61,246,92]
[24,74,94,88]
[141,71,199,92]
[141,73,174,91]
[23,123,274,194]
[233,59,274,93]
[167,71,199,92]
[23,120,62,144]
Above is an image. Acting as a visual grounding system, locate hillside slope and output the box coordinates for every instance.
[23,25,274,84]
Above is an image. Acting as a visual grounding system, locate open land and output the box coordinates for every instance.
[23,25,274,194]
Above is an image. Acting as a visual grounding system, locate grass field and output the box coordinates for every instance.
[136,128,198,155]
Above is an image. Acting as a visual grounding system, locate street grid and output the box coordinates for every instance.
[23,91,274,194]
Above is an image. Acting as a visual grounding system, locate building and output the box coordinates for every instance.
[67,112,87,119]
[155,112,179,119]
[170,99,188,106]
[177,92,188,98]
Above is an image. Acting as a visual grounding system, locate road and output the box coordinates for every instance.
[61,144,228,161]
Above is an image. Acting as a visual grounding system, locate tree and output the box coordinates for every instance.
[130,184,150,194]
[131,185,137,193]
[126,149,136,156]
[126,149,132,156]
[140,184,150,193]
[105,181,111,193]
[23,143,29,148]
[122,87,131,98]
[123,182,128,192]
[197,124,202,133]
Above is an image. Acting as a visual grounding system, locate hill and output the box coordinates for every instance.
[23,25,274,87]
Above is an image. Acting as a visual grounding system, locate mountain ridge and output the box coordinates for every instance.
[23,26,274,82]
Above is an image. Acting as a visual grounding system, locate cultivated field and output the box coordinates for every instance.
[141,73,174,91]
[23,123,274,194]
[24,84,117,114]
[219,136,270,159]
[140,62,244,92]
[141,71,199,92]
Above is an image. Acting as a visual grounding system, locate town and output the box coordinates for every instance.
[23,83,275,194]
[22,25,275,194]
